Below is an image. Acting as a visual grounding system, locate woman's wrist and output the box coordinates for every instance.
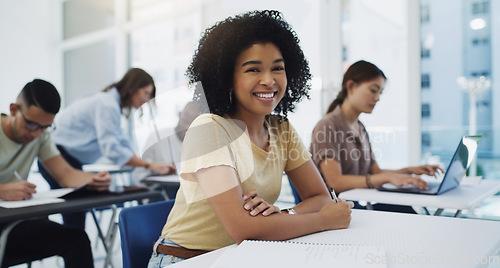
[365,173,374,189]
[400,167,412,174]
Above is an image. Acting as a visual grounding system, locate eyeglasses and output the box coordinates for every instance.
[16,105,55,132]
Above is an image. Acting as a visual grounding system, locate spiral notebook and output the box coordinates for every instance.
[211,239,386,268]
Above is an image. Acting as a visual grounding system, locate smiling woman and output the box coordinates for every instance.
[148,10,354,267]
[232,43,287,127]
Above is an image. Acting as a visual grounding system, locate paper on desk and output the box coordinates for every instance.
[0,194,65,209]
[0,187,90,208]
[141,174,180,183]
[82,164,121,173]
[211,240,386,268]
[289,228,422,254]
[35,188,76,198]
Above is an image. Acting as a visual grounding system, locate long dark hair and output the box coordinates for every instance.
[326,60,386,114]
[103,68,156,116]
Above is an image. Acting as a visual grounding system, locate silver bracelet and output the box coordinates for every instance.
[281,208,297,214]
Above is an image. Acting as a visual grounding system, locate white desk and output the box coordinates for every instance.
[171,209,500,268]
[338,179,500,217]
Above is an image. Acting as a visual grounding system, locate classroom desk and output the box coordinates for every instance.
[171,209,500,268]
[338,179,500,217]
[141,174,181,200]
[82,164,134,174]
[0,189,163,267]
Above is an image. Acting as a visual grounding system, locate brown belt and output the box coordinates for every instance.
[155,244,209,259]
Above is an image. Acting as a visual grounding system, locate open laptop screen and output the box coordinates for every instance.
[438,135,481,194]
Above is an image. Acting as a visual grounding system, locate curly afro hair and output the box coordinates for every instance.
[186,10,312,119]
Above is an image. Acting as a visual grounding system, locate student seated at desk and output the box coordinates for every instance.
[309,60,442,213]
[38,68,176,230]
[148,10,353,267]
[0,79,111,267]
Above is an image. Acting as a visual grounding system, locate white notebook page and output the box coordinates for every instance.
[211,240,386,268]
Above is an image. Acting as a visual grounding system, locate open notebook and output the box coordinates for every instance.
[211,239,386,268]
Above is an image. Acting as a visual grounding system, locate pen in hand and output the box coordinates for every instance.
[14,170,26,200]
[330,187,339,203]
[14,170,23,182]
[14,170,33,200]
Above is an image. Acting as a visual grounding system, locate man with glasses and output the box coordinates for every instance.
[0,79,111,267]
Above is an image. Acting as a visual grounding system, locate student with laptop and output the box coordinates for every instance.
[378,135,481,195]
[309,60,442,213]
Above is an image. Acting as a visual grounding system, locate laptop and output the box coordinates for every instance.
[377,135,482,195]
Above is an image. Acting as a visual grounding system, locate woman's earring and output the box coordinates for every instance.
[229,91,233,105]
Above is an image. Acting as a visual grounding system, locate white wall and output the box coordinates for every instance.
[0,0,61,111]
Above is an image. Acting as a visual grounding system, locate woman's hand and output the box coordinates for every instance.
[88,171,111,191]
[242,189,281,216]
[376,173,429,190]
[148,163,176,175]
[318,200,353,231]
[404,165,443,176]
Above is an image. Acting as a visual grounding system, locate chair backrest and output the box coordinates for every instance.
[119,200,175,268]
[288,178,302,205]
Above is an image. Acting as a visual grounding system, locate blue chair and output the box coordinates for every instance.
[288,179,302,205]
[119,200,175,268]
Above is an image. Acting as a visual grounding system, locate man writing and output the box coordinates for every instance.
[0,79,111,267]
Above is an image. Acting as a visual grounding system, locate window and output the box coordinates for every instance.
[421,4,430,23]
[63,40,115,105]
[342,0,413,168]
[421,47,430,58]
[479,100,490,107]
[421,0,498,184]
[421,103,431,118]
[471,71,490,77]
[421,74,431,88]
[422,132,431,147]
[472,1,489,14]
[472,38,490,46]
[63,0,114,39]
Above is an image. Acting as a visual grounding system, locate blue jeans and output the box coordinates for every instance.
[147,238,186,267]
